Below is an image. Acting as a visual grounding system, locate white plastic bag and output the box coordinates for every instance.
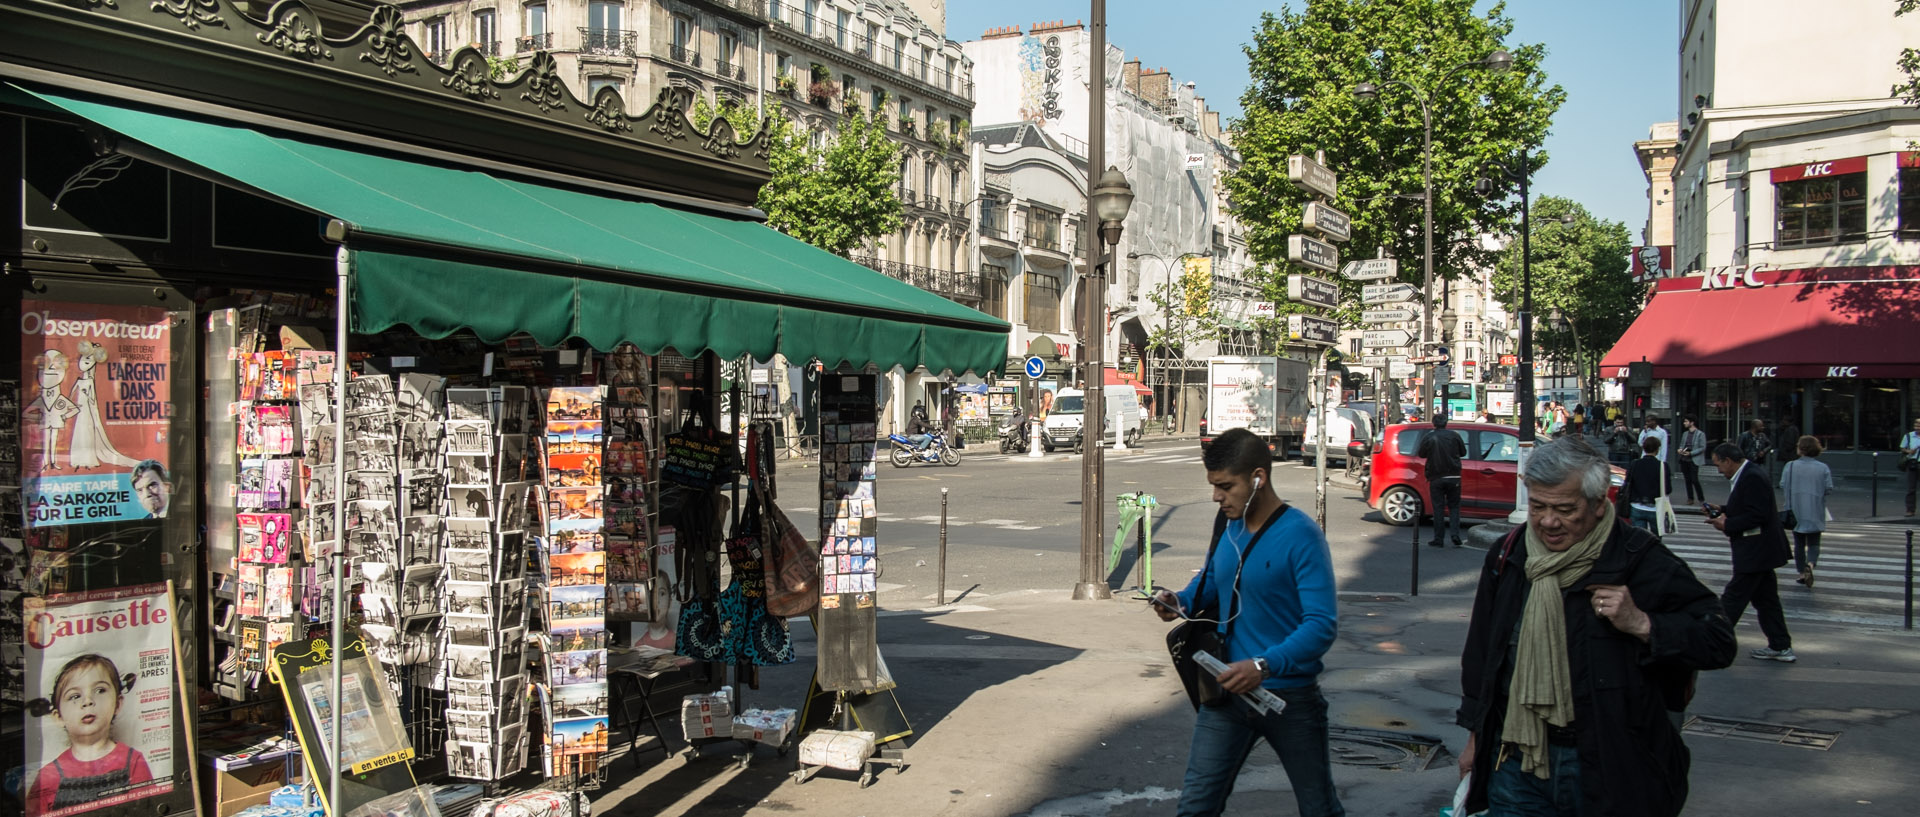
[1443,774,1470,817]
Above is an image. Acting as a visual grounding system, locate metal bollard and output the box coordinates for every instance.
[1410,504,1421,597]
[1906,529,1913,631]
[938,487,949,606]
[1872,452,1879,517]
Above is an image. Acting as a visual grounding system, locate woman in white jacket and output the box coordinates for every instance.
[1781,435,1834,587]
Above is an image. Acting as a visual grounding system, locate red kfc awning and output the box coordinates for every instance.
[1600,266,1920,379]
[1103,366,1153,396]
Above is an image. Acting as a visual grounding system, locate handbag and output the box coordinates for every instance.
[1654,460,1679,536]
[1166,505,1283,710]
[1780,509,1798,530]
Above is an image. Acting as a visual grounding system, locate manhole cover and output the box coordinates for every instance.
[1326,726,1444,771]
[1682,715,1840,750]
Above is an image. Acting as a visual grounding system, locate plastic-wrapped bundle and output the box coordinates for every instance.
[680,687,734,740]
[730,708,797,746]
[797,729,876,771]
[465,789,588,817]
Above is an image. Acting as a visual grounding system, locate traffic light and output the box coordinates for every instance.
[1633,393,1649,410]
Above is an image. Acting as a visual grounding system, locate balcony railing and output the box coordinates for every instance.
[515,32,552,53]
[580,28,638,58]
[949,201,965,218]
[979,216,1009,241]
[475,41,500,57]
[715,59,745,81]
[426,50,450,66]
[848,257,983,301]
[1023,232,1061,253]
[920,194,942,212]
[669,43,701,67]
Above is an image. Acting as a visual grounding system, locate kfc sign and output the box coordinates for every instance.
[1698,263,1772,291]
[1632,245,1673,282]
[1769,155,1867,183]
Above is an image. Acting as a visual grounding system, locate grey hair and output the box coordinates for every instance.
[1522,435,1612,503]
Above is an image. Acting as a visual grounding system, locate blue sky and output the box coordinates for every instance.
[947,1,1677,240]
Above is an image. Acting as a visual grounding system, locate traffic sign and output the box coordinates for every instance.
[1361,355,1387,367]
[1287,314,1339,345]
[1302,202,1351,243]
[1434,364,1453,383]
[1361,282,1418,304]
[1024,356,1046,379]
[1388,360,1416,379]
[1287,154,1339,199]
[1361,308,1418,324]
[1287,234,1339,273]
[1286,273,1341,310]
[1341,258,1399,281]
[1362,329,1413,348]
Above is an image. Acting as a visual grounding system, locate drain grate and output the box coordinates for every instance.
[1326,726,1445,771]
[1682,715,1840,750]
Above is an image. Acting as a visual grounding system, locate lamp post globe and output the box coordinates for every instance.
[1483,49,1515,73]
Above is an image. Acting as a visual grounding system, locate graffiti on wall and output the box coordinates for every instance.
[1019,35,1063,122]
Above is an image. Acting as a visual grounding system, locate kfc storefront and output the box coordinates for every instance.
[1600,264,1920,454]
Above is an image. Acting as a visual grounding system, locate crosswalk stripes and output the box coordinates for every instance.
[1654,521,1918,627]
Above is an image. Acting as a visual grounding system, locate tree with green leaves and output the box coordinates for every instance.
[1896,1,1920,105]
[1228,0,1564,321]
[1140,255,1229,430]
[693,97,903,257]
[1488,195,1640,403]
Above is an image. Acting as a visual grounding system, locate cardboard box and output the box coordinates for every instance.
[214,757,287,816]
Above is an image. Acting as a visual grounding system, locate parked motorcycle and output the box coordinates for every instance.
[887,430,961,467]
[998,410,1032,454]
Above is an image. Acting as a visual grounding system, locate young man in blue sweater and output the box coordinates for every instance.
[1151,428,1345,817]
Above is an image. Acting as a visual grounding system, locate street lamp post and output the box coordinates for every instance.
[1552,307,1583,410]
[1075,0,1134,601]
[1352,49,1511,419]
[1476,151,1536,521]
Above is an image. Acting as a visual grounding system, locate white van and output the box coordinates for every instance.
[1043,388,1143,451]
[1300,405,1372,463]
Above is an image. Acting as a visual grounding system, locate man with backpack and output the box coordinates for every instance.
[1455,436,1734,817]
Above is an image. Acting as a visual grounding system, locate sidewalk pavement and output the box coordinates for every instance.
[591,586,1920,817]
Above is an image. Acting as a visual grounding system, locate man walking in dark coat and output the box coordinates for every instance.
[1705,443,1797,662]
[1457,436,1734,817]
[1418,413,1467,548]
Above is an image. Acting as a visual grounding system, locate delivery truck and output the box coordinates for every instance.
[1201,356,1311,455]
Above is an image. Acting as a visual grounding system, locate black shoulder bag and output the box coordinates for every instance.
[1167,504,1284,710]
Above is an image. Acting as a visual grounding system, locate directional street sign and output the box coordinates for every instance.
[1362,329,1414,348]
[1361,308,1418,324]
[1361,282,1418,304]
[1287,314,1339,346]
[1287,234,1339,273]
[1340,258,1399,282]
[1302,202,1351,243]
[1024,356,1047,379]
[1388,360,1416,379]
[1287,154,1339,199]
[1286,274,1341,310]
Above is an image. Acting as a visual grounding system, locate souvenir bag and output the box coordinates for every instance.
[1655,459,1679,535]
[716,499,794,666]
[758,486,820,617]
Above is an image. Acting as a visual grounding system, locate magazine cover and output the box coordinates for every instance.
[23,583,176,817]
[21,301,175,528]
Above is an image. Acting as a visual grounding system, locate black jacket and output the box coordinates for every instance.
[1457,520,1735,817]
[1620,454,1672,506]
[1719,463,1792,573]
[1417,427,1466,479]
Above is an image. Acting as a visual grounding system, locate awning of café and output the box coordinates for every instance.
[17,85,1009,375]
[1599,267,1920,380]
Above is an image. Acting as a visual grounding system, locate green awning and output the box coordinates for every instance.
[20,86,1008,375]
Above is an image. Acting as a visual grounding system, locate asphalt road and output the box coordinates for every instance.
[781,437,1494,609]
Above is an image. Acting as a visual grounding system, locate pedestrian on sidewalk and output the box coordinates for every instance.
[1704,443,1796,663]
[1677,417,1708,503]
[1775,417,1802,486]
[1619,436,1671,532]
[1638,415,1669,467]
[1418,413,1467,548]
[1605,419,1638,465]
[1900,417,1920,516]
[1150,428,1345,817]
[1456,435,1734,817]
[1781,436,1832,587]
[1737,419,1773,479]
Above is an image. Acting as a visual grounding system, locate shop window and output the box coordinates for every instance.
[1775,170,1867,247]
[1899,167,1920,239]
[1860,379,1904,451]
[1024,272,1062,330]
[1811,379,1858,451]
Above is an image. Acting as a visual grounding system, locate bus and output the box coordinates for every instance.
[1441,382,1480,419]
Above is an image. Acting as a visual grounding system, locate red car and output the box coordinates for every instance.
[1367,422,1624,526]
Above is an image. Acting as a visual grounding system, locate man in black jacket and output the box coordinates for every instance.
[1618,436,1671,532]
[1457,436,1734,817]
[1417,413,1467,548]
[1705,443,1796,662]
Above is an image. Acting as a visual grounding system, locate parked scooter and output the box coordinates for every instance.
[887,430,961,467]
[998,409,1032,454]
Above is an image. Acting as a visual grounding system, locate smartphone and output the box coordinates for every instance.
[1702,503,1722,519]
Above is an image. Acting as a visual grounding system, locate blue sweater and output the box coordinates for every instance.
[1175,506,1339,689]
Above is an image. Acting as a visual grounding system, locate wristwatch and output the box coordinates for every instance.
[1251,657,1271,678]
